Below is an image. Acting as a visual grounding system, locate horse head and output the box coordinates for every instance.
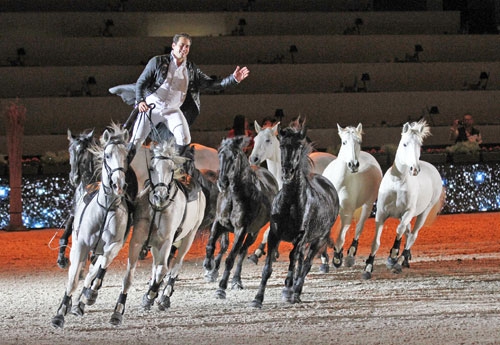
[248,120,280,165]
[68,129,95,187]
[217,136,250,191]
[279,125,311,184]
[337,123,362,173]
[149,140,186,209]
[99,124,129,196]
[397,120,431,176]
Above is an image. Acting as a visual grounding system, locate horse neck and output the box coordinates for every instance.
[263,138,281,188]
[391,152,410,180]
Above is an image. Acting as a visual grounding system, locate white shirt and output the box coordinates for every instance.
[148,54,189,112]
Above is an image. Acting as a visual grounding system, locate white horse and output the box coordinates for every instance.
[362,120,444,279]
[247,120,336,267]
[52,124,130,329]
[130,142,219,193]
[322,123,383,268]
[110,140,206,326]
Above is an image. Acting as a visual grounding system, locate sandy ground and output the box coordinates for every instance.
[0,212,500,345]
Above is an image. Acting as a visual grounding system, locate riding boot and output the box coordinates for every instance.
[175,144,189,157]
[126,142,136,164]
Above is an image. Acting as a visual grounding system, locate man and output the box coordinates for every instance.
[449,113,482,144]
[128,33,249,158]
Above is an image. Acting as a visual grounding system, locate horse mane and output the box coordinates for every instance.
[406,120,431,144]
[342,125,363,143]
[280,126,314,176]
[151,139,186,180]
[89,123,129,177]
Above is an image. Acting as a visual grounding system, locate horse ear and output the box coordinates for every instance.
[67,129,73,140]
[87,129,95,139]
[356,123,363,133]
[337,123,342,134]
[102,129,111,143]
[254,120,261,133]
[272,122,280,135]
[402,122,410,134]
[123,129,129,143]
[300,124,307,139]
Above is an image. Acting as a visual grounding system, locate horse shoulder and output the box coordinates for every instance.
[310,152,336,174]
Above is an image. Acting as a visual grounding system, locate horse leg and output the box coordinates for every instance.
[214,232,229,272]
[158,275,176,311]
[251,228,280,308]
[110,227,145,326]
[51,244,88,328]
[81,236,125,307]
[319,249,329,273]
[388,219,411,271]
[292,240,321,304]
[346,204,372,267]
[248,226,269,265]
[362,218,386,280]
[57,215,74,269]
[158,227,198,311]
[232,231,258,290]
[203,221,224,282]
[282,244,299,303]
[333,215,351,268]
[215,228,246,299]
[395,212,427,271]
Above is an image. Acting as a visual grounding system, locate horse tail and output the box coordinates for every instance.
[424,186,446,227]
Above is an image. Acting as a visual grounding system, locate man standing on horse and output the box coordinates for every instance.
[128,33,250,160]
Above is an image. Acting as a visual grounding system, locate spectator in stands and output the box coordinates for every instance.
[260,116,277,128]
[128,33,250,159]
[449,113,482,144]
[227,114,255,154]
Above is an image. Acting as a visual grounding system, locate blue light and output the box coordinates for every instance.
[0,186,9,198]
[474,171,487,184]
[441,178,448,186]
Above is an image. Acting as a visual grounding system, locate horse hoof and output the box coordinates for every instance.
[319,263,329,273]
[291,293,302,304]
[402,259,410,269]
[250,300,262,309]
[215,288,226,299]
[345,256,356,267]
[204,269,218,283]
[231,281,244,290]
[392,263,403,274]
[247,254,259,265]
[138,246,149,260]
[109,312,123,326]
[202,258,215,272]
[386,257,397,269]
[141,294,155,310]
[157,295,171,311]
[362,271,372,280]
[281,288,292,303]
[51,315,65,329]
[57,256,69,269]
[82,288,98,306]
[70,302,85,316]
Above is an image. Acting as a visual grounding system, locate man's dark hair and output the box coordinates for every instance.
[173,33,192,44]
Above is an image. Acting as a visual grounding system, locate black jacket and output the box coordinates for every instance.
[109,54,238,126]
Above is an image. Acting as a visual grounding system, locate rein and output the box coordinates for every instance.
[142,153,183,252]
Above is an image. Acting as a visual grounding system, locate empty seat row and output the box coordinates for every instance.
[0,11,460,38]
[3,34,499,68]
[1,62,498,98]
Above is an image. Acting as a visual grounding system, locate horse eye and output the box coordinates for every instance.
[342,141,347,145]
[403,143,407,147]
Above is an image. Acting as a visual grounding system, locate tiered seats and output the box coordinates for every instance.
[0,6,499,155]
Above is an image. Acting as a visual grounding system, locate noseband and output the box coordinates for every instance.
[147,154,177,211]
[101,139,127,196]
